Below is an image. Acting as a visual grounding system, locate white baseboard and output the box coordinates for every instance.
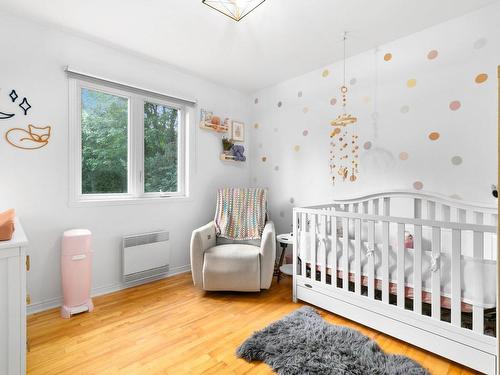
[27,264,191,315]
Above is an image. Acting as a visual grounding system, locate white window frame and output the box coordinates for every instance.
[69,77,190,206]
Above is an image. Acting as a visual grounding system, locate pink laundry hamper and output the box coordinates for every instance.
[61,229,94,319]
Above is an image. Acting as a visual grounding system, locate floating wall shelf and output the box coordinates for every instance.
[200,121,229,133]
[220,154,244,162]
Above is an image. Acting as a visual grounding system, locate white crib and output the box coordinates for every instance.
[292,190,498,374]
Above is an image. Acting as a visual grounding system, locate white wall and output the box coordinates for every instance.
[0,13,251,312]
[249,4,500,234]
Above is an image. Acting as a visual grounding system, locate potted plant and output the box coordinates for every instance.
[222,137,234,155]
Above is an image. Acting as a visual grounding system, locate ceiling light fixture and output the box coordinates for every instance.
[202,0,266,22]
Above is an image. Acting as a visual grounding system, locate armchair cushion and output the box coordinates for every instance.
[203,244,261,292]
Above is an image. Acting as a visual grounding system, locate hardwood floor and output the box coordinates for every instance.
[27,273,480,374]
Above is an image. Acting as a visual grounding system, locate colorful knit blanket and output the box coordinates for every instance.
[214,188,267,240]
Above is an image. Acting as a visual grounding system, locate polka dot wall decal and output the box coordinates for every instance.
[254,123,259,129]
[274,128,278,132]
[413,181,423,190]
[277,101,282,108]
[289,197,295,204]
[449,100,461,111]
[279,211,285,218]
[252,177,257,183]
[350,78,357,85]
[362,96,371,104]
[428,132,440,141]
[383,53,392,61]
[475,73,488,84]
[261,156,267,162]
[330,98,337,106]
[400,105,410,114]
[473,37,487,50]
[293,145,300,152]
[303,107,309,113]
[254,98,259,104]
[322,69,330,78]
[302,130,309,136]
[399,152,409,160]
[298,91,303,98]
[363,141,372,150]
[274,166,280,171]
[406,79,417,88]
[258,143,263,148]
[451,156,463,165]
[427,50,438,60]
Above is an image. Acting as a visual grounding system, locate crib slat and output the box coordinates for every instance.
[383,197,390,216]
[301,213,307,278]
[362,201,369,215]
[368,220,375,299]
[343,217,349,291]
[427,201,436,220]
[354,218,361,294]
[451,228,461,327]
[414,198,422,219]
[331,216,337,287]
[472,213,484,334]
[382,221,389,303]
[372,199,380,215]
[441,204,451,222]
[311,214,317,281]
[413,225,422,314]
[457,208,467,223]
[431,227,441,320]
[397,223,405,309]
[490,214,498,260]
[321,215,327,284]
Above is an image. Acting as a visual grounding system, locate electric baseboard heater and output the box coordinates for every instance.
[122,230,170,282]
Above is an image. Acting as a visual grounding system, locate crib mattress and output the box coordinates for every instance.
[299,234,496,310]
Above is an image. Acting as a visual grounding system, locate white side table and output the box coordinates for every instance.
[275,233,294,283]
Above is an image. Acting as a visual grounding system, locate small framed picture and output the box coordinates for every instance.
[200,108,213,123]
[231,121,245,142]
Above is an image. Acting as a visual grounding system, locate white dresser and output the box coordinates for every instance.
[0,219,28,375]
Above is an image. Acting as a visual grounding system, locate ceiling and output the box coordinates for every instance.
[0,0,497,92]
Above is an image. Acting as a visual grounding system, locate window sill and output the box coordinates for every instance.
[68,194,193,208]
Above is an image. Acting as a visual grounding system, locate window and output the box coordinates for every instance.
[69,78,188,204]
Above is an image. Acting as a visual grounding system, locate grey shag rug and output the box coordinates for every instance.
[236,306,429,375]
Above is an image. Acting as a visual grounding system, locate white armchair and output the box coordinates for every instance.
[190,221,276,291]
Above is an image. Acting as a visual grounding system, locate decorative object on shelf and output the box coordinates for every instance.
[200,108,213,123]
[329,32,359,185]
[199,108,229,132]
[5,124,51,150]
[202,0,266,22]
[18,97,31,115]
[231,120,245,142]
[231,144,246,161]
[222,137,234,155]
[9,90,18,102]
